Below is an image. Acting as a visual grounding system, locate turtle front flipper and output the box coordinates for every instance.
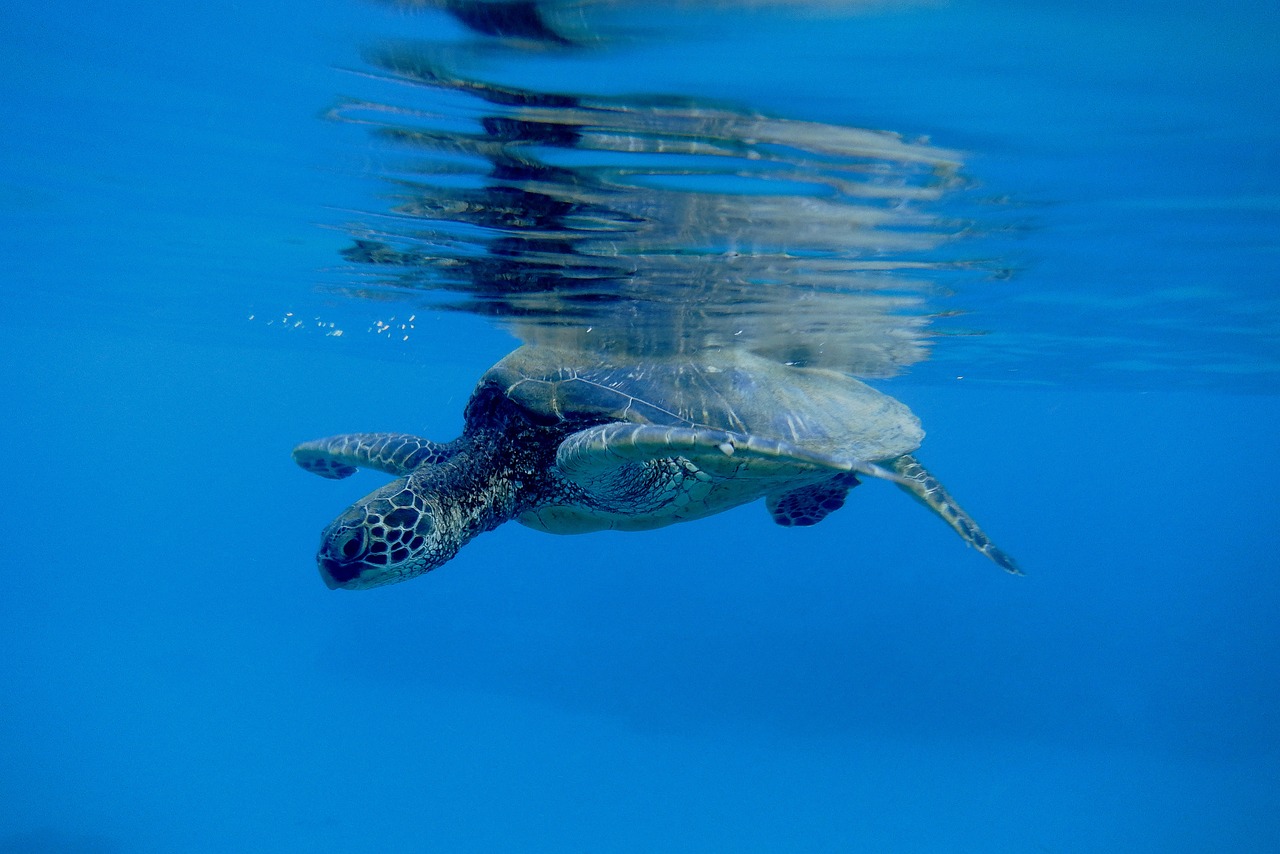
[293,433,457,479]
[546,422,902,530]
[891,454,1021,574]
[558,423,904,483]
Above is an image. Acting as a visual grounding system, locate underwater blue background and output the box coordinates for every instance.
[3,0,1279,851]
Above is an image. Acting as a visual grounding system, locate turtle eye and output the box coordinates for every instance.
[337,528,365,560]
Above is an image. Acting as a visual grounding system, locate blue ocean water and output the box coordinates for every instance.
[2,1,1279,852]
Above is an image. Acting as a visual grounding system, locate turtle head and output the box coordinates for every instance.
[314,474,457,590]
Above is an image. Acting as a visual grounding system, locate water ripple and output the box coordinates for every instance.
[324,8,997,376]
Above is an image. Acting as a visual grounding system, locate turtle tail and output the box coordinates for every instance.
[891,454,1021,574]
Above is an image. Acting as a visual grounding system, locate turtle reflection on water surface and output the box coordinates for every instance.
[294,346,1018,590]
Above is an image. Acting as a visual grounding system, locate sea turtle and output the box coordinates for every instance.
[294,346,1019,590]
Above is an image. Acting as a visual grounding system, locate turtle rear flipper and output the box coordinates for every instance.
[293,433,457,479]
[891,454,1021,574]
[766,473,860,527]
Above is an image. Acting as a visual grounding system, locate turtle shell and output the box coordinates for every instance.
[475,346,923,463]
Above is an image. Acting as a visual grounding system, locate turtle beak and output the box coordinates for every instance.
[318,557,345,589]
[317,553,364,590]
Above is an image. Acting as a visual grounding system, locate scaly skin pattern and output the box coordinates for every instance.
[308,391,607,589]
[314,440,521,589]
[767,473,861,527]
